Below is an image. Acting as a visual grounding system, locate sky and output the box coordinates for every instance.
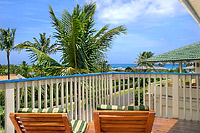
[1,0,200,65]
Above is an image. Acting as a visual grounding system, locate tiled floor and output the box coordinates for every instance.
[87,117,200,133]
[168,119,200,133]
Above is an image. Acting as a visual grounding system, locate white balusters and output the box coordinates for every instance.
[143,75,145,105]
[196,75,199,121]
[38,81,41,109]
[138,75,140,106]
[86,77,89,122]
[50,80,53,108]
[123,74,125,105]
[183,75,186,119]
[56,79,59,107]
[114,75,117,105]
[119,74,121,105]
[82,77,85,121]
[133,75,135,106]
[24,82,28,108]
[189,75,192,120]
[104,75,106,104]
[70,78,73,119]
[92,76,95,110]
[66,78,69,113]
[61,79,64,108]
[44,80,47,108]
[31,81,35,108]
[154,76,156,111]
[98,75,101,104]
[101,75,103,104]
[95,76,98,109]
[89,76,92,121]
[148,75,151,110]
[107,75,109,104]
[166,75,168,118]
[78,77,81,119]
[109,74,113,105]
[128,74,130,105]
[4,71,200,133]
[74,77,77,120]
[16,82,20,111]
[159,76,162,117]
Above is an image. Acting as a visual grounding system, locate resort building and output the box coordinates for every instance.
[145,42,200,73]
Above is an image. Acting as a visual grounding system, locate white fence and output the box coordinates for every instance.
[0,72,200,132]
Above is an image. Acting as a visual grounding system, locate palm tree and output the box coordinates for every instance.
[16,33,60,63]
[0,28,16,79]
[20,61,31,78]
[49,2,126,71]
[135,51,155,69]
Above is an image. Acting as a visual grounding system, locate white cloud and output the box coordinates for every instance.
[88,0,186,24]
[114,33,163,48]
[22,17,50,23]
[0,1,15,4]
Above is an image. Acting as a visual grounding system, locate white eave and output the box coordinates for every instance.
[179,0,200,26]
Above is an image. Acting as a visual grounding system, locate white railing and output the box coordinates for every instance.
[0,72,200,132]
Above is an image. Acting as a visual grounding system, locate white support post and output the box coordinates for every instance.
[179,62,182,73]
[5,83,15,133]
[172,75,179,118]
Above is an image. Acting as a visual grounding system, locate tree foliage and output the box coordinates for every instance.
[49,2,126,72]
[15,33,60,63]
[135,51,154,68]
[0,28,16,79]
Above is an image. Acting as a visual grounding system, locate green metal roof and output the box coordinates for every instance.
[146,42,200,62]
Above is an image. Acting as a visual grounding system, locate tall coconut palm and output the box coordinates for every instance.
[16,33,60,63]
[49,2,127,71]
[0,28,16,79]
[135,51,155,68]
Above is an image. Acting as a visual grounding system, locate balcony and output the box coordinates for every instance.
[0,72,200,132]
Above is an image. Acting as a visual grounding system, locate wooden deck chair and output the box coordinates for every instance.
[10,108,88,133]
[93,110,155,133]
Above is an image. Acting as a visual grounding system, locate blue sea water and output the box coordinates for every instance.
[110,63,186,69]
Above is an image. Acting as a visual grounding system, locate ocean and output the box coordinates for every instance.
[110,63,187,69]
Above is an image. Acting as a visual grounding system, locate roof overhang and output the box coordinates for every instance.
[179,0,200,26]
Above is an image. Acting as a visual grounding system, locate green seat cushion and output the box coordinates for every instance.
[41,108,66,113]
[70,120,88,133]
[97,104,149,111]
[18,108,42,113]
[18,108,66,113]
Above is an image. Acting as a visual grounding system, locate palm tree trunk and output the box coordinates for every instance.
[7,51,10,80]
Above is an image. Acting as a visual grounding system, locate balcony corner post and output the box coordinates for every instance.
[5,83,15,133]
[172,75,179,118]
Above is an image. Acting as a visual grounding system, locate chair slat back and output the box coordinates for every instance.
[10,113,72,133]
[93,111,155,133]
